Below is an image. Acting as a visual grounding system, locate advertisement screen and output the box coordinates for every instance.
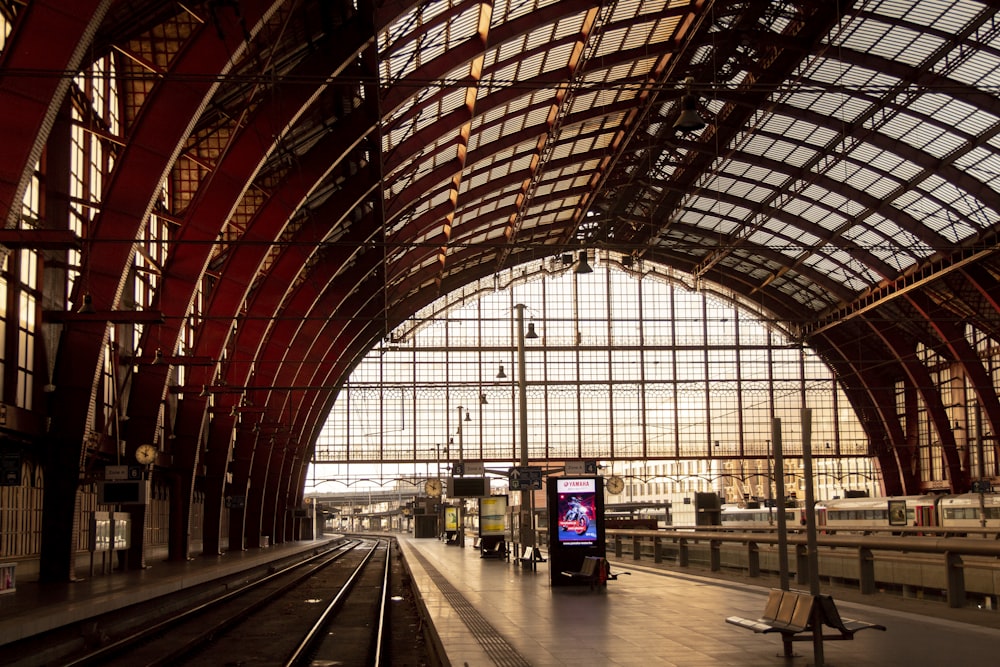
[554,478,599,546]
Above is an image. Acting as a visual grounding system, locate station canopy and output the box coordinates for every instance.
[5,0,1000,499]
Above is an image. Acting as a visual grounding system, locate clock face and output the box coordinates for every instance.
[605,476,624,494]
[136,444,157,465]
[424,479,442,497]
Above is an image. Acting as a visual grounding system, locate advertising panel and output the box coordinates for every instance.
[479,495,507,536]
[444,506,459,532]
[554,477,599,546]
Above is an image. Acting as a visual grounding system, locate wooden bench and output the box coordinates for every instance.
[726,589,885,657]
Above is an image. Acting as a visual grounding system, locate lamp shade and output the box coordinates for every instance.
[673,94,705,132]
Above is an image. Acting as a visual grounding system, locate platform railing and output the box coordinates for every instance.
[594,528,1000,608]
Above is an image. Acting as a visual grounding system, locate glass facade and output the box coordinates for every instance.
[315,257,872,490]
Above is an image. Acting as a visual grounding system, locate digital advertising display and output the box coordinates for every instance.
[554,477,599,546]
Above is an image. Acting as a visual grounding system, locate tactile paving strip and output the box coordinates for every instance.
[408,549,532,667]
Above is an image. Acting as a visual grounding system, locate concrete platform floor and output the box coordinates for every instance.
[397,535,999,667]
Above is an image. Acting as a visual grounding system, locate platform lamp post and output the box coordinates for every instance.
[515,303,537,565]
[457,405,470,546]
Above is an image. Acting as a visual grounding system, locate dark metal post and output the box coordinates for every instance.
[772,419,789,591]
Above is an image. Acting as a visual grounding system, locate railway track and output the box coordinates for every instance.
[50,536,425,667]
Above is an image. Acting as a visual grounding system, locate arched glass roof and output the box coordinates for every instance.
[4,0,1000,548]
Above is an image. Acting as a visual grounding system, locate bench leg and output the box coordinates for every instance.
[810,607,825,666]
[782,635,794,658]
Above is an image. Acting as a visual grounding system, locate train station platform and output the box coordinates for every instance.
[397,535,1000,667]
[0,539,335,648]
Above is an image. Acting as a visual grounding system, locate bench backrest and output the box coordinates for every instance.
[776,591,800,624]
[581,556,602,576]
[765,589,815,631]
[816,595,844,629]
[762,589,784,621]
[788,594,814,630]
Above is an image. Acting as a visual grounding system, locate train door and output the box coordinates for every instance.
[913,502,937,527]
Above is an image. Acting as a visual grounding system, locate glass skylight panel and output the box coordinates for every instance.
[777,195,810,219]
[798,199,832,231]
[918,172,964,208]
[879,109,931,145]
[801,183,848,213]
[614,0,661,22]
[449,2,483,43]
[539,40,575,75]
[705,175,745,201]
[919,127,967,161]
[744,228,783,252]
[757,136,802,164]
[946,48,1000,88]
[865,146,923,182]
[524,22,558,52]
[599,58,647,86]
[876,0,978,33]
[746,163,790,189]
[801,253,846,283]
[383,97,418,146]
[801,122,840,148]
[464,169,493,192]
[842,163,891,193]
[835,18,891,58]
[802,207,845,234]
[955,148,1000,190]
[907,91,960,121]
[495,0,536,23]
[868,243,919,274]
[585,82,631,110]
[860,170,902,199]
[552,10,590,41]
[839,224,884,255]
[594,24,629,55]
[722,202,752,222]
[532,179,560,198]
[871,22,943,66]
[472,120,503,150]
[868,214,923,253]
[491,33,525,68]
[741,132,780,157]
[519,48,549,81]
[475,96,517,130]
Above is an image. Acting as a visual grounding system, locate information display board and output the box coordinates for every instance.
[447,476,490,497]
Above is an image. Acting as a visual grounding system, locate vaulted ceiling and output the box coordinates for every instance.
[3,0,1000,528]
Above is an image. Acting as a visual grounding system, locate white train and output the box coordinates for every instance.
[719,505,807,529]
[720,494,1000,532]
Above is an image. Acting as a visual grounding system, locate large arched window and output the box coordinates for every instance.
[315,257,877,499]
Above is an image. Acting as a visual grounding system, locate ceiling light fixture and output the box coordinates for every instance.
[673,76,706,133]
